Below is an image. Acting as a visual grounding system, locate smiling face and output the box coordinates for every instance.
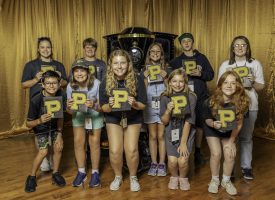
[73,67,89,85]
[149,44,162,63]
[38,40,52,60]
[233,39,247,58]
[84,44,96,59]
[221,74,237,101]
[42,77,60,96]
[169,74,185,93]
[111,55,128,80]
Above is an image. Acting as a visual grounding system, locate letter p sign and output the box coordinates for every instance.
[171,95,187,115]
[233,67,249,78]
[218,110,235,128]
[44,100,61,117]
[148,65,161,81]
[71,92,87,110]
[113,90,128,109]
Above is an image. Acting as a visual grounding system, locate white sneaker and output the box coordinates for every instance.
[221,180,237,195]
[40,157,50,172]
[130,176,140,192]
[208,179,220,194]
[110,176,122,191]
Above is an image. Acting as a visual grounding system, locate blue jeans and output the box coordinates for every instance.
[239,111,258,169]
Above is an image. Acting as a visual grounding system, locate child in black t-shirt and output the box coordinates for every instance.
[160,69,197,191]
[24,71,66,193]
[202,71,249,195]
[99,49,147,192]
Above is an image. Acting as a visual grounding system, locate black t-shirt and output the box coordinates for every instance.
[160,93,197,140]
[27,90,66,135]
[202,99,232,137]
[99,75,147,124]
[21,59,67,98]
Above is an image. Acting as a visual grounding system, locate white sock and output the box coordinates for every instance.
[130,175,137,180]
[212,175,219,181]
[78,168,86,174]
[92,169,99,174]
[222,175,230,182]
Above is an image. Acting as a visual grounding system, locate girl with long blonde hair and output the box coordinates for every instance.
[99,49,147,192]
[160,69,197,191]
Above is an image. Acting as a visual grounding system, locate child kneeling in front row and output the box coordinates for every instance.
[160,69,197,190]
[25,71,66,193]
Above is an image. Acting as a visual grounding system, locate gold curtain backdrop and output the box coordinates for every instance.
[0,0,273,137]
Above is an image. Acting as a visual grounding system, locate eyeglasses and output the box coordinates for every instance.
[150,50,161,54]
[44,82,58,86]
[234,44,247,48]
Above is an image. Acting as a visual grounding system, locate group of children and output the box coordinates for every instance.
[21,33,264,196]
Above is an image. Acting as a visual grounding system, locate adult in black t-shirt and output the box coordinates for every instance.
[21,37,67,99]
[99,49,146,192]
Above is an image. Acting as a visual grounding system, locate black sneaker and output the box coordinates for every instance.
[242,168,254,180]
[25,175,37,193]
[195,153,205,166]
[52,172,66,187]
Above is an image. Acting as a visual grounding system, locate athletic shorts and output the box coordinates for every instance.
[72,110,104,129]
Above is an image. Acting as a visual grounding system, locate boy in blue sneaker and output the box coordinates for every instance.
[24,71,66,193]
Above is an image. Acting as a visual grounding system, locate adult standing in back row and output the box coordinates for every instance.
[169,33,214,166]
[218,35,265,179]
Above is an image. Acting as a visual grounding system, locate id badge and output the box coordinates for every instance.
[85,117,93,130]
[152,96,160,109]
[171,129,180,142]
[188,80,194,92]
[120,117,127,128]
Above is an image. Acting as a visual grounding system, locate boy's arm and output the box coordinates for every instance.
[26,118,42,128]
[26,114,52,128]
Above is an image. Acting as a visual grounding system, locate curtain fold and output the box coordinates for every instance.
[0,0,273,137]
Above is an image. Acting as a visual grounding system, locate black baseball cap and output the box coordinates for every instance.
[178,33,194,43]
